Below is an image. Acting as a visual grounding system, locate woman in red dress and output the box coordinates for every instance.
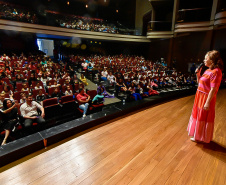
[187,50,224,143]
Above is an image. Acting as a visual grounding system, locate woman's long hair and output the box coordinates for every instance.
[2,99,13,110]
[207,50,224,71]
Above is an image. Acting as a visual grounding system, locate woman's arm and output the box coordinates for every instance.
[204,87,217,110]
[2,103,18,114]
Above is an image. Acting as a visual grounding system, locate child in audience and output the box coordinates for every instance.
[21,83,30,92]
[46,81,52,89]
[128,83,142,101]
[36,90,46,106]
[65,85,73,95]
[137,84,149,97]
[51,87,62,100]
[2,85,14,99]
[92,91,104,105]
[34,82,43,90]
[51,81,60,88]
[80,74,88,86]
[20,93,26,103]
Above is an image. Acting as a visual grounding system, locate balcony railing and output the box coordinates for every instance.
[177,8,211,23]
[147,21,172,32]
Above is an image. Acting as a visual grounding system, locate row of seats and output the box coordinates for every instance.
[0,90,104,138]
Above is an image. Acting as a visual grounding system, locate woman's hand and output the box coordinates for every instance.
[203,102,210,110]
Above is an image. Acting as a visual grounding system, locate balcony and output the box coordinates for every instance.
[0,19,150,43]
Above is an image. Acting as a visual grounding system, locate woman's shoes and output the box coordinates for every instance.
[1,139,7,146]
[190,137,196,142]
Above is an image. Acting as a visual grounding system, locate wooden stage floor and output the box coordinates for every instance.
[0,89,225,185]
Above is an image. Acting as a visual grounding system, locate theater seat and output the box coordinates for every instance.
[43,98,61,121]
[87,90,104,110]
[60,95,78,116]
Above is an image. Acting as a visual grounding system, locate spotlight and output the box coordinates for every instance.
[67,1,69,5]
[86,4,88,8]
[116,10,118,13]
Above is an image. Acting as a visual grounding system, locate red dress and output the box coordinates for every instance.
[187,68,222,143]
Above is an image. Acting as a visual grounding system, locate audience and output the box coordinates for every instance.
[0,51,216,146]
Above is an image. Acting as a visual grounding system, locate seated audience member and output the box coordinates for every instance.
[97,83,114,98]
[0,92,14,109]
[0,77,7,86]
[107,71,116,86]
[128,83,142,101]
[65,85,73,96]
[64,79,70,86]
[76,88,90,117]
[2,85,14,99]
[115,78,127,95]
[36,90,46,106]
[20,94,45,129]
[72,74,80,85]
[0,93,5,109]
[81,61,88,72]
[62,72,71,81]
[21,83,30,92]
[28,73,38,87]
[46,81,52,89]
[87,63,93,73]
[51,81,60,88]
[80,74,88,86]
[51,87,62,100]
[40,73,50,87]
[101,68,108,81]
[0,99,20,145]
[146,82,159,95]
[137,84,149,97]
[92,91,104,105]
[20,93,27,103]
[13,74,25,89]
[34,82,43,90]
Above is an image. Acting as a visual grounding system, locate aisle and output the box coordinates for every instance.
[76,72,121,105]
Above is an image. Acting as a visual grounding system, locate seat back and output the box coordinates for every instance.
[32,89,46,100]
[61,95,74,104]
[47,87,60,96]
[43,98,58,108]
[87,90,97,100]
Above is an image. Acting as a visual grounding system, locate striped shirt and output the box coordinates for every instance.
[198,68,222,94]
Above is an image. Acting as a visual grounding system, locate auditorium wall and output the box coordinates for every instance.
[0,30,38,55]
[147,31,214,73]
[212,28,226,70]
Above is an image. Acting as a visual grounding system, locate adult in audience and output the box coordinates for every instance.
[76,88,90,118]
[0,99,20,145]
[20,94,45,129]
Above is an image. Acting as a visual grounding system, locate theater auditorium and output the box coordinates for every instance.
[0,0,225,184]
